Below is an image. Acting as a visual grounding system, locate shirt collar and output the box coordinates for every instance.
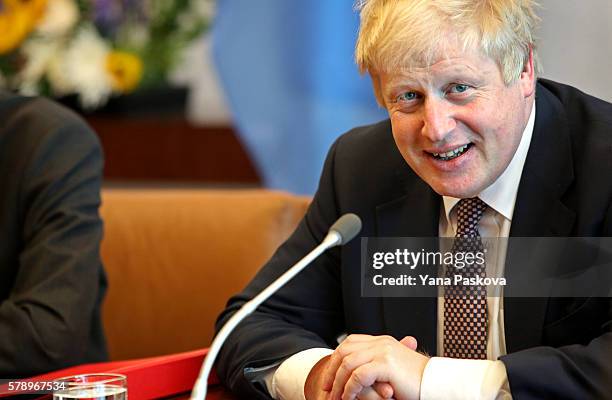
[442,101,536,222]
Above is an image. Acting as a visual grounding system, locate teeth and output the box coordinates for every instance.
[432,144,469,160]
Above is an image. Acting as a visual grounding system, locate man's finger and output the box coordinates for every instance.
[399,336,418,351]
[372,382,394,398]
[355,385,393,400]
[322,336,377,390]
[329,350,375,399]
[342,362,384,400]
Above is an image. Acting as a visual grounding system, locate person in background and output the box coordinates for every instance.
[216,0,612,399]
[0,90,107,377]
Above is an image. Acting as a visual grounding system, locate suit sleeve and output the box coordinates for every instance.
[501,309,612,399]
[215,137,347,399]
[0,116,106,377]
[501,202,612,400]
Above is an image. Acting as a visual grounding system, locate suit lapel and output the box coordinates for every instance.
[510,83,575,238]
[376,174,440,355]
[505,82,576,352]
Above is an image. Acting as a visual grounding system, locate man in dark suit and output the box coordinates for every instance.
[0,91,107,377]
[216,1,612,399]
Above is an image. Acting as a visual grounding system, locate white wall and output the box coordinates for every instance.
[537,0,612,102]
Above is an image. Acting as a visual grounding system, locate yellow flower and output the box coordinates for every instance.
[5,0,47,22]
[105,51,143,93]
[0,0,48,54]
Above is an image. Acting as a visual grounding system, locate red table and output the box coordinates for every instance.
[0,348,240,399]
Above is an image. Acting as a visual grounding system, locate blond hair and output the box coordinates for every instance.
[355,0,540,86]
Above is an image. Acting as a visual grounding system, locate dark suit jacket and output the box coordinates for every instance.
[0,92,108,377]
[216,80,612,399]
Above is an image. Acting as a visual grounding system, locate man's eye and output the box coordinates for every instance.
[397,91,419,101]
[449,84,470,94]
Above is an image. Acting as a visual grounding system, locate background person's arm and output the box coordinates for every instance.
[0,99,106,377]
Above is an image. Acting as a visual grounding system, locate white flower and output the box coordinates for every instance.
[47,47,73,96]
[58,26,113,108]
[18,38,62,95]
[36,0,79,37]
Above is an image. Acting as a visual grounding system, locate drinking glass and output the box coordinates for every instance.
[53,373,127,400]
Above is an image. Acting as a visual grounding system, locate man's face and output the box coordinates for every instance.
[378,47,535,198]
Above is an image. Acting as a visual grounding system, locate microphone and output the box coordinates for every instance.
[190,213,362,400]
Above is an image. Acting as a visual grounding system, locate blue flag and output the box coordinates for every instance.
[212,1,387,194]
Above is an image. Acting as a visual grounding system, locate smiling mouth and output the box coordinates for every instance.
[429,143,472,161]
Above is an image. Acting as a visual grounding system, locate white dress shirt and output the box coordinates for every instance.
[265,103,536,400]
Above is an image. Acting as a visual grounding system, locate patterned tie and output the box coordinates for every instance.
[443,197,488,359]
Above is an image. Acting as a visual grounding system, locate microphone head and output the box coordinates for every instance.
[329,213,362,245]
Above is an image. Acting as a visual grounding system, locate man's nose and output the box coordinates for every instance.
[421,98,456,142]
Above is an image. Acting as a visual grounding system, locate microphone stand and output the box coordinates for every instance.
[190,231,342,400]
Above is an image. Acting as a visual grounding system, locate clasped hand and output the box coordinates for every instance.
[305,334,429,400]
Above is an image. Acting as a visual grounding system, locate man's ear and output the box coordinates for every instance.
[520,46,536,98]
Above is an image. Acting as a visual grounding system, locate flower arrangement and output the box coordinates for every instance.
[0,0,211,108]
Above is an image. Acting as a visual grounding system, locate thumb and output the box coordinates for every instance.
[400,336,418,351]
[373,382,394,399]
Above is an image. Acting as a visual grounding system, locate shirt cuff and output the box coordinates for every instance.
[420,358,511,400]
[264,347,333,400]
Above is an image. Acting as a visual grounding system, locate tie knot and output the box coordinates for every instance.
[455,197,487,237]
